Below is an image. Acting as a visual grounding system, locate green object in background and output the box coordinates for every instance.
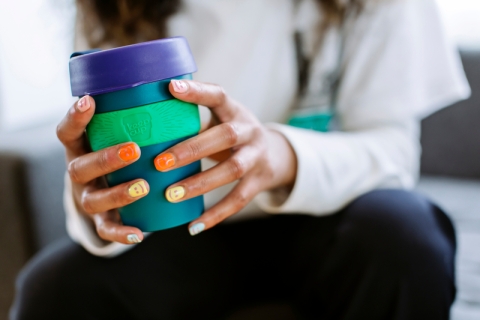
[287,112,332,132]
[87,99,201,151]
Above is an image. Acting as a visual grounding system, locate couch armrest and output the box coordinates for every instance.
[0,154,34,317]
[421,49,480,179]
[0,123,67,318]
[0,123,67,251]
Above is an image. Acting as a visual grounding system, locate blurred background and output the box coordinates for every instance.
[0,0,76,131]
[0,0,479,132]
[0,1,479,320]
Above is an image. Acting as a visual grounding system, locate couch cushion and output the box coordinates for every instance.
[417,175,480,230]
[417,176,480,319]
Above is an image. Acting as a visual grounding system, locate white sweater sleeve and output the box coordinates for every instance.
[255,121,420,214]
[255,0,470,215]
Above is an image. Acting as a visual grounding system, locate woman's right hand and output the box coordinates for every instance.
[56,96,148,244]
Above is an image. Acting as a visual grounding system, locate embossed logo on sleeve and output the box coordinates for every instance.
[122,113,153,141]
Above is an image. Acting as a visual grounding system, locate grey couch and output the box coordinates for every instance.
[0,50,479,320]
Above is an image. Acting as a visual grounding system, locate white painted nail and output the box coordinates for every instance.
[189,223,205,236]
[171,80,189,93]
[76,96,91,113]
[127,234,142,244]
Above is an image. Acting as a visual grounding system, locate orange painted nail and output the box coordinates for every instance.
[154,153,175,171]
[118,143,139,162]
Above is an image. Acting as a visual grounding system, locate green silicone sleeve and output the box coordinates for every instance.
[86,99,201,151]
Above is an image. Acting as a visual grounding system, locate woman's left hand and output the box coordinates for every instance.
[154,79,297,235]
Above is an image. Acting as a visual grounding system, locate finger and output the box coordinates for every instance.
[81,179,149,215]
[93,211,144,244]
[169,80,238,122]
[57,96,96,157]
[164,147,257,203]
[154,122,253,172]
[68,142,140,184]
[187,178,260,236]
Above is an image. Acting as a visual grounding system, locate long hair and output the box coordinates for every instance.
[76,0,364,48]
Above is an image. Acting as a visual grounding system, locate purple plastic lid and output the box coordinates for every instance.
[69,37,197,96]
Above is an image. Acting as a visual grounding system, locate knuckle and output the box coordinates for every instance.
[214,85,227,106]
[81,192,95,215]
[251,125,264,139]
[95,223,109,241]
[221,122,239,146]
[233,190,249,208]
[97,232,109,242]
[60,108,76,136]
[210,210,225,226]
[67,160,83,184]
[56,124,65,144]
[112,187,130,206]
[114,228,123,242]
[97,150,114,173]
[228,157,246,179]
[186,140,203,158]
[197,177,209,193]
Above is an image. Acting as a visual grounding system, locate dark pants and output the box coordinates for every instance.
[10,190,456,320]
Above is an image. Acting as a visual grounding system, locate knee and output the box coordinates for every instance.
[339,189,455,271]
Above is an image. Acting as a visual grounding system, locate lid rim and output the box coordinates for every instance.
[69,37,196,97]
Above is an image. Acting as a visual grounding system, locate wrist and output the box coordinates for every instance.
[266,128,297,189]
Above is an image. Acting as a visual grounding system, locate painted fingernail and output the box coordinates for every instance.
[189,223,205,236]
[128,181,148,198]
[154,153,175,171]
[127,234,142,244]
[76,96,91,113]
[165,186,185,202]
[171,80,189,93]
[118,143,139,162]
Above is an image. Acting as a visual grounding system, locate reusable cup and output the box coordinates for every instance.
[69,37,204,232]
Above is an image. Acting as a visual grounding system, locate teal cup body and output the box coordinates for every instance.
[69,38,204,232]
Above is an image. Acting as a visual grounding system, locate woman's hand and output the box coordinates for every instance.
[156,79,297,236]
[57,96,147,244]
[57,79,297,243]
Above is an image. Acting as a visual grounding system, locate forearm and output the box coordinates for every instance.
[256,120,420,215]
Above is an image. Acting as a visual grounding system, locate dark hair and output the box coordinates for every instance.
[76,0,364,48]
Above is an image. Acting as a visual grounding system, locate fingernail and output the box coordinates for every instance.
[127,234,142,244]
[154,153,175,171]
[118,143,139,162]
[171,80,189,93]
[76,96,91,113]
[129,181,148,198]
[165,186,185,202]
[189,223,205,236]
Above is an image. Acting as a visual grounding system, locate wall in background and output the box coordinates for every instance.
[0,0,76,131]
[437,0,480,48]
[0,0,479,131]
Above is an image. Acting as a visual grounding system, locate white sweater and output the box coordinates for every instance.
[66,0,470,257]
